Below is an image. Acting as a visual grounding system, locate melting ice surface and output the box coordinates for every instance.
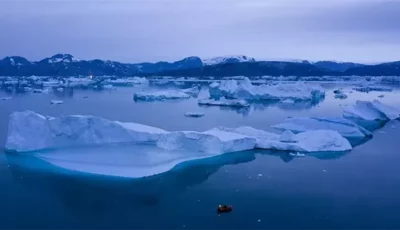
[36,144,215,178]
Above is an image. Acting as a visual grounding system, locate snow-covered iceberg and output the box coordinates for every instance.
[272,117,372,138]
[133,90,191,101]
[343,100,400,121]
[6,111,353,154]
[198,98,250,107]
[209,77,325,102]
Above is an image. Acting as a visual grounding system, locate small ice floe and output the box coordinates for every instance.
[289,152,306,157]
[184,112,205,118]
[378,131,387,134]
[258,174,263,177]
[378,95,385,98]
[1,97,12,100]
[33,88,50,93]
[56,87,64,92]
[343,100,400,121]
[333,89,348,99]
[50,100,63,105]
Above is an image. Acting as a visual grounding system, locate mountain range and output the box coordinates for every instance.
[0,54,399,77]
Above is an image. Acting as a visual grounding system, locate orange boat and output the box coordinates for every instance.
[217,205,233,213]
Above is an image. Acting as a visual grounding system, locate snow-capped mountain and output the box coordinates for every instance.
[203,55,256,66]
[1,56,31,66]
[40,54,80,64]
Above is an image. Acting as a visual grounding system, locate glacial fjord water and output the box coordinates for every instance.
[1,82,400,229]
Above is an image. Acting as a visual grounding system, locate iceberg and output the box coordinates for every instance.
[184,112,205,118]
[106,77,149,86]
[1,97,12,100]
[133,90,190,101]
[343,100,400,121]
[198,98,250,107]
[333,89,347,99]
[6,111,353,154]
[180,86,200,97]
[209,77,325,102]
[33,88,51,94]
[272,117,372,138]
[353,86,392,93]
[50,100,63,105]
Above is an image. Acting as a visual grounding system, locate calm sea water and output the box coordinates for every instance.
[1,83,400,229]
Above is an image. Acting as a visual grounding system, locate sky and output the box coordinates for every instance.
[1,0,400,63]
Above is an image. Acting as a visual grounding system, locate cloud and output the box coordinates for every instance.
[0,0,399,63]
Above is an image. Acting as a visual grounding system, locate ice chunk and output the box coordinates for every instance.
[272,117,372,138]
[1,97,12,100]
[180,86,200,97]
[353,86,392,93]
[50,100,63,105]
[209,78,325,102]
[279,130,297,143]
[184,112,205,118]
[217,127,351,152]
[5,111,168,152]
[198,98,250,107]
[33,88,51,94]
[343,100,400,121]
[133,90,191,101]
[334,89,348,99]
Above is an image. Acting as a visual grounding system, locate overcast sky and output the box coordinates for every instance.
[1,0,399,63]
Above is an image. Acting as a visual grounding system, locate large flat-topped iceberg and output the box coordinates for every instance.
[209,77,325,102]
[343,100,400,121]
[272,117,372,138]
[6,111,352,154]
[217,127,352,152]
[133,90,191,101]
